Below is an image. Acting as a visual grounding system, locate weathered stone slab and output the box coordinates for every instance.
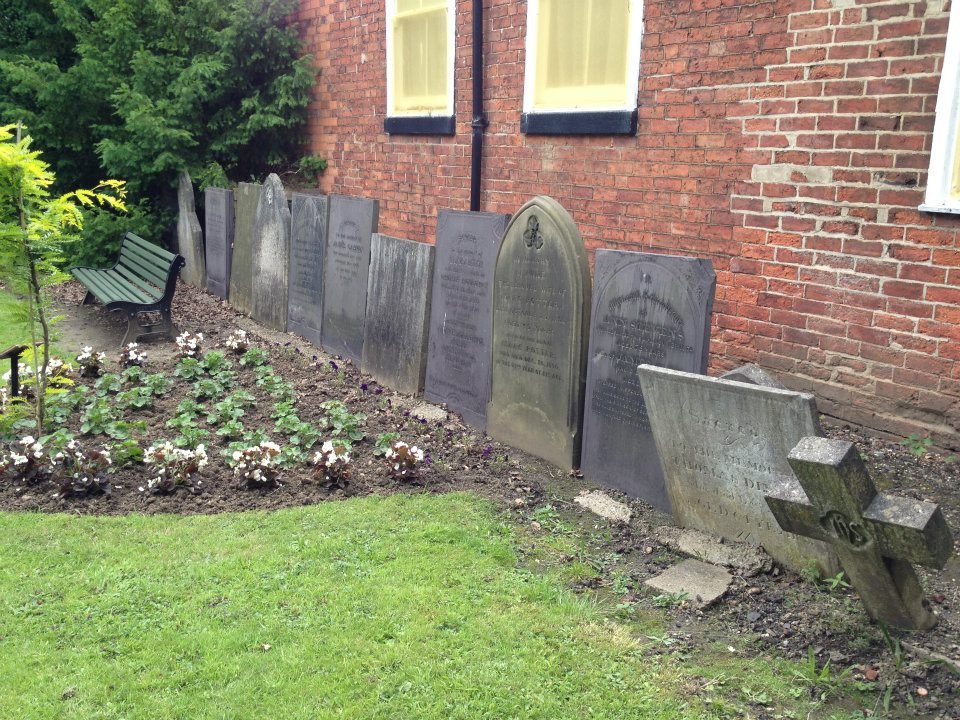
[581,251,715,512]
[487,196,591,471]
[204,188,234,299]
[228,182,261,316]
[250,174,291,331]
[637,366,838,574]
[424,209,509,428]
[176,171,205,287]
[321,195,379,362]
[645,559,732,607]
[767,436,954,630]
[362,235,434,396]
[574,490,632,524]
[287,193,329,346]
[721,363,785,389]
[656,527,773,576]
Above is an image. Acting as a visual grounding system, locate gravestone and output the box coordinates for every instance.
[176,171,206,287]
[362,234,435,395]
[321,195,379,362]
[250,174,291,331]
[204,188,234,299]
[637,366,838,574]
[424,209,509,428]
[767,436,954,630]
[581,251,715,512]
[229,182,261,316]
[720,363,785,389]
[487,196,591,470]
[287,193,329,346]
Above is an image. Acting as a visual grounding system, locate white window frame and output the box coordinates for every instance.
[522,0,645,115]
[385,0,456,118]
[922,7,960,214]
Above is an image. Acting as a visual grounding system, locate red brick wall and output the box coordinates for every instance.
[296,0,960,449]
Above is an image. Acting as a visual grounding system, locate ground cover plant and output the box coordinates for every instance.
[0,281,958,717]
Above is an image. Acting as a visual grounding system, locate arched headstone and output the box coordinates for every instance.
[486,196,591,470]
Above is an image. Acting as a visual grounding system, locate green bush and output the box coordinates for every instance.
[1,0,315,229]
[66,203,159,269]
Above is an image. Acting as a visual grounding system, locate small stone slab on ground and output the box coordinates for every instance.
[407,401,448,424]
[645,559,733,607]
[574,490,632,524]
[656,527,772,576]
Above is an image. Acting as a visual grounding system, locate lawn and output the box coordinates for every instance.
[0,494,705,720]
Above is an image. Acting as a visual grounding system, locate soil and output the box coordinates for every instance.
[4,279,959,718]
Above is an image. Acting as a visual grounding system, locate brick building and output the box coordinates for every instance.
[295,0,960,449]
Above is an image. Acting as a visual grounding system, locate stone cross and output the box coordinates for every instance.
[766,436,954,630]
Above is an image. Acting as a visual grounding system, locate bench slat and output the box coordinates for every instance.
[119,244,175,280]
[76,268,154,305]
[125,232,177,264]
[113,264,163,300]
[117,251,169,288]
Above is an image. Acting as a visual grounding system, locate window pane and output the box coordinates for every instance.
[535,0,631,109]
[394,7,448,112]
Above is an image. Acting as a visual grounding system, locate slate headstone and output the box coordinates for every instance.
[637,366,838,574]
[176,171,206,287]
[581,251,715,512]
[362,234,435,396]
[204,188,234,299]
[721,363,786,389]
[424,209,509,428]
[287,193,329,346]
[321,195,379,362]
[250,174,291,331]
[486,196,591,470]
[229,182,261,316]
[767,436,954,630]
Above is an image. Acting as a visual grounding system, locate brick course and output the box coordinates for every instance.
[296,0,960,449]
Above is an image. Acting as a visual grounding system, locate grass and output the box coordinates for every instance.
[1,493,703,719]
[0,493,872,719]
[0,287,34,350]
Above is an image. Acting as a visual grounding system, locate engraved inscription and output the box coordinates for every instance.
[820,511,871,548]
[428,233,488,399]
[493,275,568,382]
[590,289,692,430]
[331,220,362,284]
[291,203,324,310]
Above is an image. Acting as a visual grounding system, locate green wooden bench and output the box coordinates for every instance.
[72,232,186,346]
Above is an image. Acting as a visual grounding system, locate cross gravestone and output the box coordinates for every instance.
[487,196,591,470]
[229,182,261,316]
[581,251,715,513]
[767,436,954,630]
[424,209,509,428]
[637,366,838,574]
[287,193,329,346]
[321,195,379,362]
[362,234,435,396]
[176,171,206,287]
[204,187,234,299]
[250,174,291,331]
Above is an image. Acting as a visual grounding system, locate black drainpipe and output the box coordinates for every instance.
[470,0,486,211]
